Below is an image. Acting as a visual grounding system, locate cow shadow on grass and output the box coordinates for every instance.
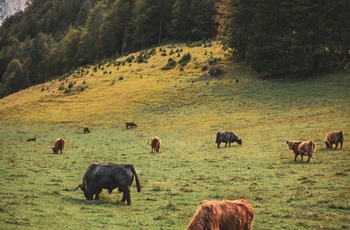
[64,196,129,207]
[64,190,130,207]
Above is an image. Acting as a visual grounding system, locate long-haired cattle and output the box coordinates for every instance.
[149,136,162,153]
[324,131,344,149]
[187,199,254,230]
[52,138,66,154]
[216,132,242,148]
[126,122,137,129]
[83,126,91,133]
[283,137,315,162]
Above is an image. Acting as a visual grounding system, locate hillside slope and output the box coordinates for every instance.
[0,42,227,123]
[1,41,349,137]
[0,42,350,229]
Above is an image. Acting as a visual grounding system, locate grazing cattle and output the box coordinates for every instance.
[27,137,36,141]
[324,131,344,149]
[126,122,138,129]
[283,137,315,162]
[149,136,162,153]
[216,132,242,148]
[52,138,66,154]
[187,199,254,230]
[83,126,91,133]
[75,163,141,205]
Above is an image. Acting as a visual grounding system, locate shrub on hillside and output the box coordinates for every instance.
[178,53,191,66]
[161,58,177,70]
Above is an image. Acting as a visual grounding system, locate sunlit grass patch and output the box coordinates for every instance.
[0,42,349,229]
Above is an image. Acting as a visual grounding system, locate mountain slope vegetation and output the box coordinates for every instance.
[0,42,349,229]
[1,0,349,98]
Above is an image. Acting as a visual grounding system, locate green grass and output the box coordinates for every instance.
[0,42,350,229]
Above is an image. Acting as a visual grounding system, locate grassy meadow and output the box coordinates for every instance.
[0,42,349,229]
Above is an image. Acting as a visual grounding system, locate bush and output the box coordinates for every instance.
[161,58,177,70]
[178,53,191,66]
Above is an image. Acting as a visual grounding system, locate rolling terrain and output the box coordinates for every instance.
[0,41,349,229]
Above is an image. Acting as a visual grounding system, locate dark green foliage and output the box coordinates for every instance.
[0,59,30,96]
[1,0,349,98]
[220,0,350,77]
[178,52,191,66]
[161,58,177,70]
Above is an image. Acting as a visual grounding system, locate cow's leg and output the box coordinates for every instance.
[125,187,131,205]
[225,142,228,147]
[294,154,297,161]
[340,141,343,149]
[335,142,338,149]
[94,189,102,200]
[120,186,131,205]
[300,154,303,161]
[306,155,311,162]
[217,143,220,148]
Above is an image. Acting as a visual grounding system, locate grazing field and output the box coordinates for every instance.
[0,42,349,229]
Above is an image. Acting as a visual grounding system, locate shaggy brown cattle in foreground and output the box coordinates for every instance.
[126,122,137,129]
[149,136,162,153]
[324,131,344,149]
[83,126,91,133]
[27,137,36,141]
[283,137,315,162]
[187,199,254,230]
[52,138,66,154]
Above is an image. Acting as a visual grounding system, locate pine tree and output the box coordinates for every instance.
[100,0,133,57]
[168,0,192,41]
[74,2,105,65]
[132,0,174,50]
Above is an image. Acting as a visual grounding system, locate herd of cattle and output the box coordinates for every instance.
[33,124,343,229]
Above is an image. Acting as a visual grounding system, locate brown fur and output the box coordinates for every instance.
[52,138,66,154]
[126,122,137,129]
[83,126,90,133]
[324,131,344,149]
[149,136,162,153]
[27,137,36,141]
[286,140,315,162]
[187,199,254,230]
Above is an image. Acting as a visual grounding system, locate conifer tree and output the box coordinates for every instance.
[100,0,133,57]
[74,2,105,65]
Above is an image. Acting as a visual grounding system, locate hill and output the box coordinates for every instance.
[0,42,350,229]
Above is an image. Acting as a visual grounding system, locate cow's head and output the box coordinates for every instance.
[52,147,58,154]
[237,138,242,145]
[75,184,90,199]
[283,137,294,150]
[324,141,331,148]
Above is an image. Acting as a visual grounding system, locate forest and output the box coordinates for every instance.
[0,0,349,98]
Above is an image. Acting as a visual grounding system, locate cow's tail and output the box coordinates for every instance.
[311,141,316,154]
[128,165,141,193]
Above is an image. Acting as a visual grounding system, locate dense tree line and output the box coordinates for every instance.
[0,0,349,97]
[219,0,350,77]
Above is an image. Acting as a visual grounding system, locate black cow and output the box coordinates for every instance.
[216,132,242,148]
[76,163,141,205]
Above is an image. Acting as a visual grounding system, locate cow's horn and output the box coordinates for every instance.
[75,184,82,191]
[282,136,288,141]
